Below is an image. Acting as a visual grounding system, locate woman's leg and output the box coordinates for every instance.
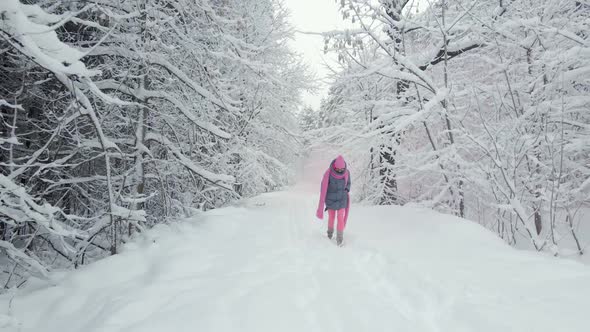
[336,208,346,232]
[336,208,346,245]
[327,209,336,238]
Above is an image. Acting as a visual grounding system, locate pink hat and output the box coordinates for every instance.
[333,155,346,169]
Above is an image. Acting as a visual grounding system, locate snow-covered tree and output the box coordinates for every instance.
[315,0,589,254]
[0,0,308,288]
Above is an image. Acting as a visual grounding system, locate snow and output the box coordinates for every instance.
[0,100,22,110]
[2,154,590,332]
[110,204,147,223]
[1,137,20,145]
[19,3,62,25]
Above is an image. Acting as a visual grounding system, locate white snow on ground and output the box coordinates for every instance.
[1,154,590,332]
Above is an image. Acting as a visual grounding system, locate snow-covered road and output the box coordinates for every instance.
[2,156,590,332]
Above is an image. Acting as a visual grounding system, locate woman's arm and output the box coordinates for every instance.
[345,171,351,192]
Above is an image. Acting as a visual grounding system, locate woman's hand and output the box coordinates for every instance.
[316,207,324,219]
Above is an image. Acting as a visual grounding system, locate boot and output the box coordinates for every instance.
[336,231,344,246]
[327,228,334,239]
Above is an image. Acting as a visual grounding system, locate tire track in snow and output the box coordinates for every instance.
[287,193,324,332]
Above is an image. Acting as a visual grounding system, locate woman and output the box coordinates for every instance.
[316,155,351,246]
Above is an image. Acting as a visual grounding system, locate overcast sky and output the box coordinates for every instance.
[283,0,346,110]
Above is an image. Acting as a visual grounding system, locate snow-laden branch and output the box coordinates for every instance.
[0,99,23,110]
[145,133,235,190]
[94,80,231,139]
[0,0,100,77]
[419,40,484,71]
[0,241,49,278]
[145,55,238,114]
[0,174,85,278]
[89,46,239,124]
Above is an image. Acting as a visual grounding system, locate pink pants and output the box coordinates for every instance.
[328,208,346,232]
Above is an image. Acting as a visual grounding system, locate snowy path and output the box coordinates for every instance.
[2,157,590,332]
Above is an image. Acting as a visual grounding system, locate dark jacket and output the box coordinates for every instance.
[325,170,350,210]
